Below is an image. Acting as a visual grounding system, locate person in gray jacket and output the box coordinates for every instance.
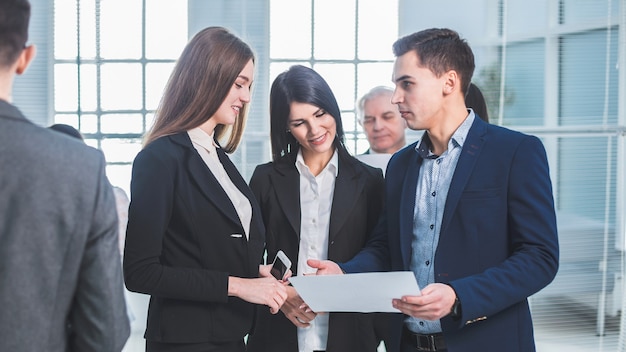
[0,1,130,351]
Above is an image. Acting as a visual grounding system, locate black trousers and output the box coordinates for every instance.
[146,339,245,352]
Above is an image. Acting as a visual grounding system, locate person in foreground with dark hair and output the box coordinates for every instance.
[308,28,559,352]
[123,26,287,352]
[0,1,130,351]
[246,65,384,352]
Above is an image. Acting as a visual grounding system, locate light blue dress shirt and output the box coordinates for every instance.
[406,111,475,334]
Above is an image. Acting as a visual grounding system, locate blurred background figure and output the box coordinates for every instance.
[49,122,84,140]
[466,82,489,123]
[355,86,407,175]
[48,123,134,325]
[48,123,131,256]
[357,86,407,155]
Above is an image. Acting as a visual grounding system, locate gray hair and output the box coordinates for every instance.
[356,86,394,121]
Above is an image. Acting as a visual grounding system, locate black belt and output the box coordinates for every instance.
[402,326,447,351]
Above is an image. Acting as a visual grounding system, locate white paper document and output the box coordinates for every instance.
[288,271,420,313]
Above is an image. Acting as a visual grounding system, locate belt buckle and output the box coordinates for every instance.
[416,334,437,351]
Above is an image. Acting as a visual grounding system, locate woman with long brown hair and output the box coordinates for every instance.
[124,27,287,352]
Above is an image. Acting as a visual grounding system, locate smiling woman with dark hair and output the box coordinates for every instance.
[247,65,385,352]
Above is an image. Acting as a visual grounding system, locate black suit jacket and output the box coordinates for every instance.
[124,132,265,344]
[246,151,384,352]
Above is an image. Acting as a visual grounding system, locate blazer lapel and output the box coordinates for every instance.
[216,147,265,237]
[440,120,487,235]
[399,148,422,269]
[269,160,301,236]
[172,134,242,228]
[328,157,365,243]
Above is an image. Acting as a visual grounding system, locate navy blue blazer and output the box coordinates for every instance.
[341,117,559,352]
[124,132,266,345]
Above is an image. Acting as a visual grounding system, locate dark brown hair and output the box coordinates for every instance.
[466,82,489,123]
[0,0,30,67]
[143,27,255,152]
[393,28,475,96]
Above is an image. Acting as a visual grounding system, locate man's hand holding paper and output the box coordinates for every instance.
[392,282,456,320]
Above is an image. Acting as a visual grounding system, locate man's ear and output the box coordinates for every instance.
[442,70,459,96]
[15,44,36,75]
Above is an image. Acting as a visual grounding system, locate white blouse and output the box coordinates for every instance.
[295,149,338,352]
[187,127,252,239]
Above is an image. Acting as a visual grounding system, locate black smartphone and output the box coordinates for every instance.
[270,250,291,280]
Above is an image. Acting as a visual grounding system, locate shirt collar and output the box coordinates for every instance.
[415,110,475,159]
[295,148,339,178]
[187,127,219,153]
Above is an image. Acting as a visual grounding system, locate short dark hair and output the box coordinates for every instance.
[393,28,475,95]
[49,124,85,141]
[0,0,30,67]
[269,65,348,162]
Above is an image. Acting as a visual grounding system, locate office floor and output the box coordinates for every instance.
[532,296,620,352]
[122,293,621,352]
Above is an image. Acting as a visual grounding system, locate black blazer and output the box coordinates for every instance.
[246,151,384,352]
[124,132,265,345]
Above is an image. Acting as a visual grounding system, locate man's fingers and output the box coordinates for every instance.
[307,259,322,268]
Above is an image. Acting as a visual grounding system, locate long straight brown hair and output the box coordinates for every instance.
[143,27,255,152]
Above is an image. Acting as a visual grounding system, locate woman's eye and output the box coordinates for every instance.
[235,83,243,89]
[315,110,326,118]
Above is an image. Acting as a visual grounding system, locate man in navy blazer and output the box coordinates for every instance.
[309,28,558,352]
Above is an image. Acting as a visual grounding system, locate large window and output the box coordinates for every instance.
[500,1,624,349]
[53,0,188,194]
[268,0,398,155]
[32,1,625,350]
[52,0,399,187]
[489,0,624,349]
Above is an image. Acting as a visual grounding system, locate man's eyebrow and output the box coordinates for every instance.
[394,74,412,83]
